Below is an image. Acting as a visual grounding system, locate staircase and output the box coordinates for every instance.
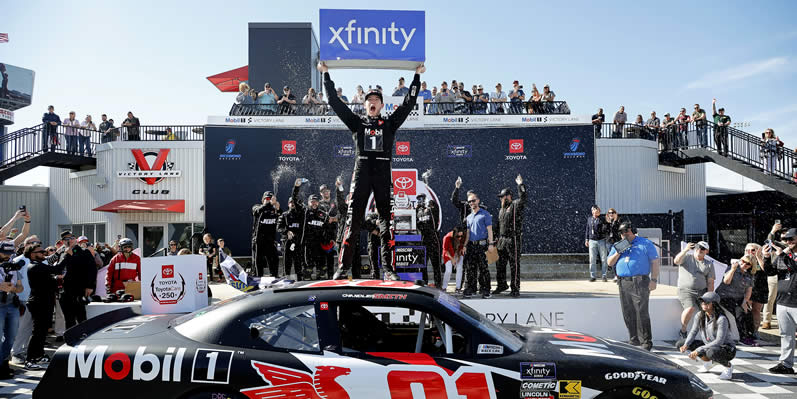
[0,124,98,182]
[658,122,797,197]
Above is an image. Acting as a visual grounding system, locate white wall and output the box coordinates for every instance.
[596,139,707,234]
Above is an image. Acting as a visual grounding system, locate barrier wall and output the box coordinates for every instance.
[204,124,595,255]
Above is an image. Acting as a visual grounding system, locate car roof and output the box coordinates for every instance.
[274,279,439,298]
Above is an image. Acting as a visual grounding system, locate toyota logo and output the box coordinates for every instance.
[283,143,295,151]
[510,143,522,150]
[394,177,414,190]
[398,144,409,152]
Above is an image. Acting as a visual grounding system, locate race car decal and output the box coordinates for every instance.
[241,351,518,399]
[67,345,186,382]
[532,329,627,361]
[604,371,667,384]
[190,349,234,384]
[301,280,420,289]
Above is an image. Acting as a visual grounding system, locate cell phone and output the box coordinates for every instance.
[19,205,26,212]
[775,219,782,225]
[117,235,122,240]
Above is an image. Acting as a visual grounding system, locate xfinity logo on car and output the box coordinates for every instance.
[320,9,425,68]
[520,362,556,380]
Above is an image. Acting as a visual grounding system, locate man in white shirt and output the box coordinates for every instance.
[491,83,507,114]
[79,115,96,157]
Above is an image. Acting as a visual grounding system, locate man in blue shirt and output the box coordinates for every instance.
[392,77,409,97]
[463,191,494,298]
[419,81,432,104]
[608,221,660,351]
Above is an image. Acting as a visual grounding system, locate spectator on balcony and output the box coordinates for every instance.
[661,113,676,152]
[712,98,731,156]
[458,82,473,113]
[63,111,80,155]
[165,127,176,141]
[41,105,60,152]
[508,80,525,114]
[592,108,605,138]
[122,111,140,141]
[257,83,279,114]
[392,77,409,97]
[99,114,115,143]
[419,81,432,104]
[676,107,690,148]
[761,128,781,176]
[645,111,660,142]
[613,106,627,138]
[692,103,708,148]
[542,84,556,113]
[79,115,96,157]
[428,86,438,115]
[491,83,507,114]
[434,81,455,113]
[352,85,365,103]
[235,82,253,105]
[336,87,348,103]
[303,88,323,115]
[474,85,489,114]
[278,86,297,115]
[529,84,543,114]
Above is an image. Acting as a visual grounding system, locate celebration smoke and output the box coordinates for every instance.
[270,165,297,196]
[421,168,433,185]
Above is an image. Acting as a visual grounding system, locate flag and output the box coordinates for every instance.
[0,33,8,43]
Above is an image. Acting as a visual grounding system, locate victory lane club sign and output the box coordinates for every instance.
[320,9,425,69]
[141,255,208,314]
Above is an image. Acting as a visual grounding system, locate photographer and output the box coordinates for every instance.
[57,230,97,329]
[674,241,715,346]
[23,244,60,370]
[763,221,784,329]
[764,228,797,374]
[0,241,24,379]
[715,254,755,345]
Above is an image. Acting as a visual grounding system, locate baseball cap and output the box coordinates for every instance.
[262,191,274,199]
[399,77,405,82]
[699,291,720,304]
[265,82,271,87]
[60,230,73,239]
[497,188,512,197]
[0,241,16,255]
[365,89,383,102]
[319,184,330,192]
[513,80,519,85]
[78,236,89,243]
[697,241,709,250]
[283,85,290,90]
[477,84,484,90]
[416,193,427,200]
[783,228,797,239]
[308,194,321,202]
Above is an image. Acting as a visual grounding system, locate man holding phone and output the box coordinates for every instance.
[763,228,797,374]
[55,230,96,329]
[763,221,783,329]
[251,192,280,277]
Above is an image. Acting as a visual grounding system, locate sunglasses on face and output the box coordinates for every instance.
[607,212,616,214]
[32,250,46,254]
[785,238,796,242]
[467,200,477,203]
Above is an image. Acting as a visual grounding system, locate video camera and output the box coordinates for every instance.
[0,259,25,305]
[765,239,787,250]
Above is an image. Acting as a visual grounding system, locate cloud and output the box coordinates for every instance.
[685,57,789,89]
[747,103,797,122]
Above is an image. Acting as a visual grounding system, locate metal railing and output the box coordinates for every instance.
[229,100,570,116]
[1,123,204,170]
[596,121,797,182]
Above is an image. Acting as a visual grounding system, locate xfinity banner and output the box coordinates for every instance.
[320,9,425,69]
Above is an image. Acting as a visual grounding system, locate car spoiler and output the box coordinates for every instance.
[64,307,141,346]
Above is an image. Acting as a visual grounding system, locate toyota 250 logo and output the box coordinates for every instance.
[282,140,297,154]
[396,141,411,156]
[391,170,417,195]
[509,139,524,153]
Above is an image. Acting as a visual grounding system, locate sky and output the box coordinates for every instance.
[2,0,796,190]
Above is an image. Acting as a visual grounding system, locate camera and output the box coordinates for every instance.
[19,205,26,212]
[765,239,787,249]
[0,259,25,304]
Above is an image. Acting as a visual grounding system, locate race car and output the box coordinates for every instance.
[35,280,713,399]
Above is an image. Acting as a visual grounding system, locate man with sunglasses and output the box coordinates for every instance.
[22,244,60,370]
[463,191,494,299]
[673,241,715,347]
[764,228,797,374]
[252,191,281,277]
[608,222,660,350]
[167,240,179,256]
[56,230,97,329]
[10,236,43,365]
[716,253,755,345]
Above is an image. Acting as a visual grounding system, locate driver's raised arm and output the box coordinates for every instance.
[319,63,360,132]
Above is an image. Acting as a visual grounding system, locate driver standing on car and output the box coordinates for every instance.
[608,222,660,351]
[319,61,425,281]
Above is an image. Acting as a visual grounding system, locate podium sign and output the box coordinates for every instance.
[141,255,208,314]
[320,9,425,70]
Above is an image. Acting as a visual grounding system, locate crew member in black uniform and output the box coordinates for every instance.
[319,61,425,281]
[278,196,304,280]
[333,178,365,278]
[493,174,527,297]
[251,191,280,277]
[292,179,329,280]
[363,212,382,278]
[57,230,97,329]
[416,193,442,287]
[318,184,339,279]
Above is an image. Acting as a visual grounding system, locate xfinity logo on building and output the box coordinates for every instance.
[320,9,425,69]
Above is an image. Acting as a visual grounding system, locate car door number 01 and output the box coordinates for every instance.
[191,349,234,384]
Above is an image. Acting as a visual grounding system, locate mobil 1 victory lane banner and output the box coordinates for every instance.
[205,125,595,255]
[320,9,425,69]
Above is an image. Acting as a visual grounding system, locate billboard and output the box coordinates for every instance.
[204,125,595,255]
[0,63,35,110]
[320,9,425,69]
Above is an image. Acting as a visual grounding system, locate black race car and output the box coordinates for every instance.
[35,280,712,399]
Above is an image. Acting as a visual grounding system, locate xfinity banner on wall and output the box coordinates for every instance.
[320,9,425,69]
[141,255,208,314]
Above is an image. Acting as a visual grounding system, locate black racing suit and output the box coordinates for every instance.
[364,212,381,278]
[416,200,442,287]
[278,206,304,279]
[334,185,363,278]
[292,185,330,279]
[494,184,527,294]
[324,71,421,275]
[319,196,339,279]
[252,202,280,277]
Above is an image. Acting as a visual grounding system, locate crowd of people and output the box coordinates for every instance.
[233,78,565,115]
[41,105,144,147]
[593,101,791,178]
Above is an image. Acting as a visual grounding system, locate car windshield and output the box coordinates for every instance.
[436,291,524,352]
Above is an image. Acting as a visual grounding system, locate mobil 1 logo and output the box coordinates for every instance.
[190,349,234,384]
